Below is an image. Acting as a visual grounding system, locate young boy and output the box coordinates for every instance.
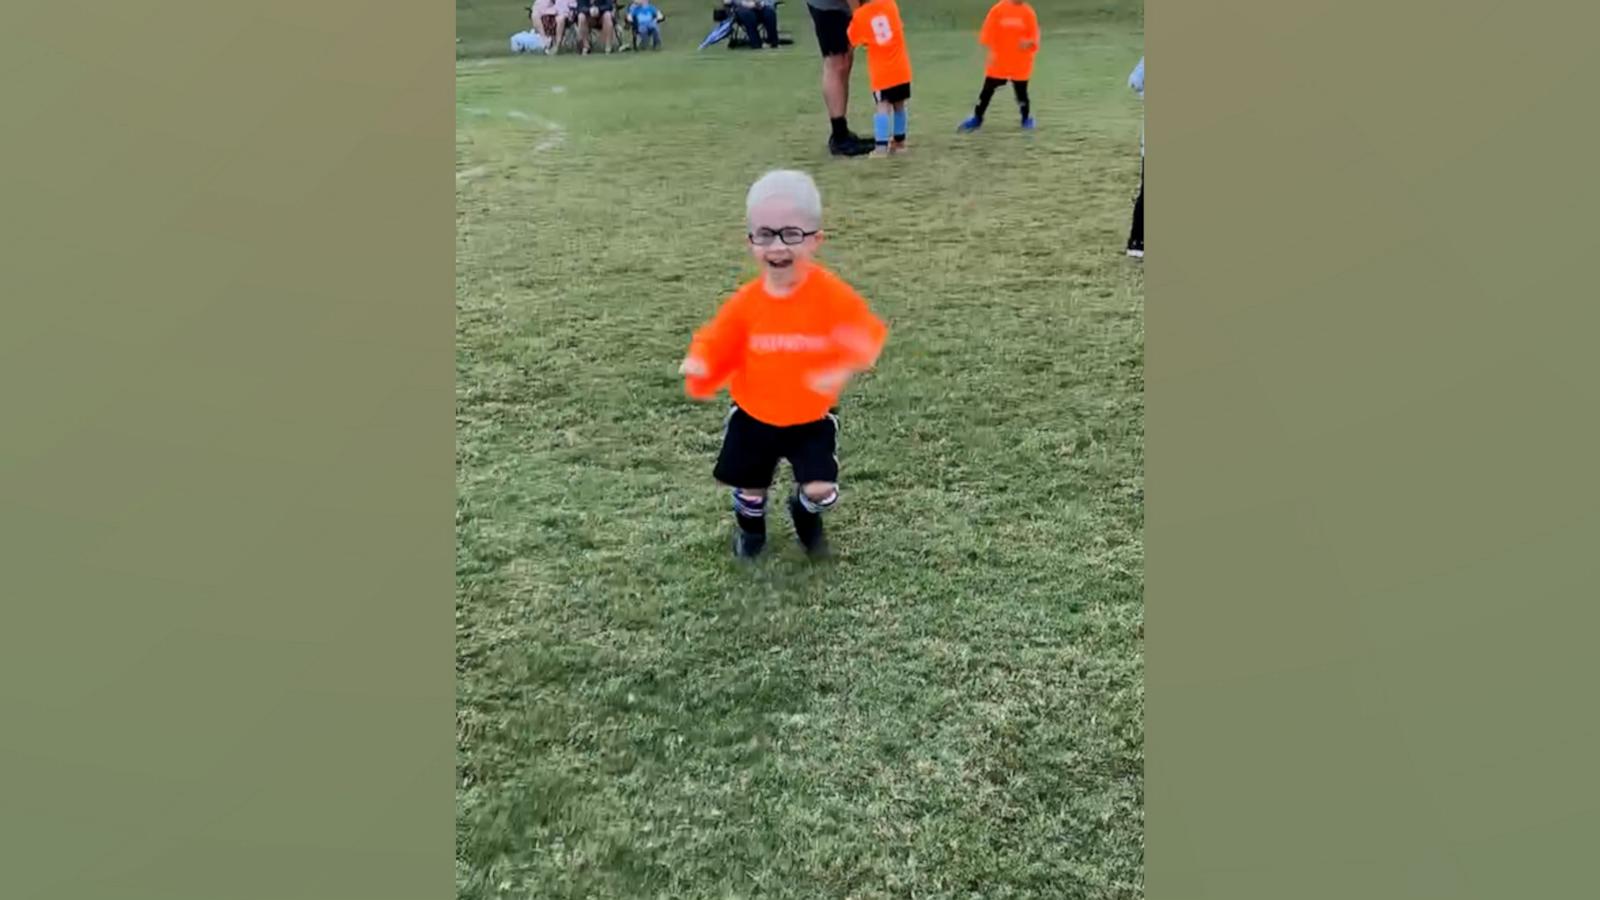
[628,1,664,50]
[958,0,1040,132]
[680,171,889,560]
[845,0,913,156]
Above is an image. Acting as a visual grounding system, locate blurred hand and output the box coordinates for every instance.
[806,367,852,395]
[679,356,709,378]
[831,325,878,360]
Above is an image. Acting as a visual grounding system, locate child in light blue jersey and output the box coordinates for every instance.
[630,1,664,50]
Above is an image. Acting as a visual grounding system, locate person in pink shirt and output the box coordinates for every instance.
[530,0,559,41]
[535,0,579,54]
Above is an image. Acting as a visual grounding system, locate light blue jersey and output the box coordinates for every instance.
[632,3,661,28]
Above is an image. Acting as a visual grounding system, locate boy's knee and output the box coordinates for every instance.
[799,481,839,510]
[732,488,768,517]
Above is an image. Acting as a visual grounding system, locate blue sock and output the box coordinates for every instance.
[892,108,907,141]
[873,112,890,145]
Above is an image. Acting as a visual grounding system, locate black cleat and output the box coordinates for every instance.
[788,495,831,559]
[829,132,875,157]
[734,529,767,560]
[801,533,833,561]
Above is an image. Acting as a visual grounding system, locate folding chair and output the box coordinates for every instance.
[700,1,792,51]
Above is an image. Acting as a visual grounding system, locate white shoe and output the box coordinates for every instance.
[1126,247,1144,258]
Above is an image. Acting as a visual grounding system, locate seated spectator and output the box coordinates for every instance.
[531,0,559,41]
[543,0,579,54]
[628,1,666,50]
[512,9,550,53]
[578,1,619,54]
[730,0,779,50]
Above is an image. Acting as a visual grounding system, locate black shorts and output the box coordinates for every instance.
[874,82,912,104]
[580,2,614,15]
[808,5,853,58]
[714,406,840,490]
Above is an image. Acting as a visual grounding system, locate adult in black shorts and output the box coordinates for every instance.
[806,0,874,156]
[729,0,781,49]
[578,0,616,53]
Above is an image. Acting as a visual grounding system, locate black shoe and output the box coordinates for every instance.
[734,529,766,560]
[829,132,874,157]
[788,495,831,558]
[802,533,833,560]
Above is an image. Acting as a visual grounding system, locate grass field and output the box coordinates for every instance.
[456,1,1144,896]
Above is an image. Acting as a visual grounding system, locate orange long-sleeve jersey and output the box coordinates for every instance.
[980,1,1040,82]
[684,265,888,427]
[846,0,913,92]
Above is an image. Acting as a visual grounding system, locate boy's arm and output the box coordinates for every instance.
[682,296,746,400]
[845,9,867,48]
[831,291,889,370]
[805,291,887,395]
[1023,11,1041,49]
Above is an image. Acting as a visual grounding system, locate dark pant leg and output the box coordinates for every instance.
[1012,79,1031,120]
[733,8,761,47]
[757,7,779,46]
[974,76,1006,119]
[1128,156,1144,251]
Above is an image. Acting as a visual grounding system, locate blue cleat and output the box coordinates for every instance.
[1021,117,1036,131]
[957,116,983,133]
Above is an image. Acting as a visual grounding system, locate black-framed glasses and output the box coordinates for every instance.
[748,227,819,247]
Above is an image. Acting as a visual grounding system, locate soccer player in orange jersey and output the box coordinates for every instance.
[845,0,913,156]
[958,0,1041,132]
[680,171,889,560]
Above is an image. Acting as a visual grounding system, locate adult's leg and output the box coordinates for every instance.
[758,7,779,47]
[734,8,762,47]
[601,11,615,51]
[578,11,591,52]
[822,53,852,119]
[810,5,867,154]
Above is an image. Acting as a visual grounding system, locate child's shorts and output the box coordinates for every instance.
[714,405,840,490]
[873,82,912,104]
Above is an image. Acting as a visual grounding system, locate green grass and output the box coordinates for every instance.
[457,1,1144,896]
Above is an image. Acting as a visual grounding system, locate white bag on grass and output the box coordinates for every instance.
[511,30,548,53]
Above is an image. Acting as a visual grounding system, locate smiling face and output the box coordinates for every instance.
[747,196,823,292]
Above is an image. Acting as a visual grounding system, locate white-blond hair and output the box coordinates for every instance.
[746,169,823,229]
